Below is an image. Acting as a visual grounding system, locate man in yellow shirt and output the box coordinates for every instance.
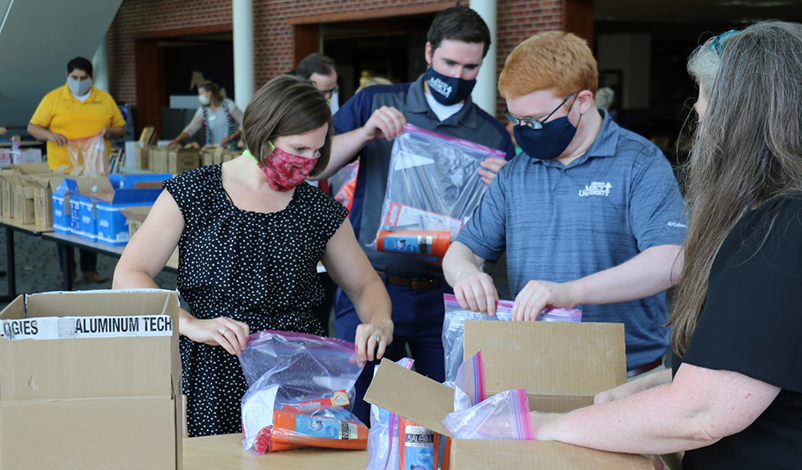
[28,57,125,283]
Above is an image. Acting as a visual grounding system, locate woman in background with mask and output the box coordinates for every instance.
[169,81,243,148]
[113,75,393,437]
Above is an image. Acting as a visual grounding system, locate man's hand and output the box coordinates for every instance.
[478,157,508,185]
[453,270,499,315]
[48,132,68,146]
[360,106,406,142]
[512,280,579,321]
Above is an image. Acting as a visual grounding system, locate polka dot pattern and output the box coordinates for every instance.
[162,164,349,438]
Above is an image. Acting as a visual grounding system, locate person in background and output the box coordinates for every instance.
[529,22,802,470]
[28,56,125,284]
[313,6,515,424]
[113,75,393,437]
[169,81,243,148]
[296,53,340,114]
[0,127,6,136]
[443,32,687,377]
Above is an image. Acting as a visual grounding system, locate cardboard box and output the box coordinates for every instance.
[91,179,162,246]
[52,176,101,238]
[139,126,158,147]
[110,173,172,190]
[365,322,653,470]
[150,147,170,174]
[0,169,15,219]
[0,290,182,469]
[167,146,200,174]
[135,144,150,170]
[20,168,69,228]
[200,145,225,166]
[0,149,43,166]
[4,163,51,224]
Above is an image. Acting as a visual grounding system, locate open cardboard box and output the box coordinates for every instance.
[0,290,182,469]
[167,145,200,174]
[88,179,163,246]
[23,166,71,228]
[365,321,653,469]
[6,163,52,224]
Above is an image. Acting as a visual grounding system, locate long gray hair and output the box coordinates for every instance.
[671,21,802,355]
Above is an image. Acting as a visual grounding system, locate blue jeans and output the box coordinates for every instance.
[335,280,451,425]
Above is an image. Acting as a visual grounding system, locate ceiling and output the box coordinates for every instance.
[595,0,802,24]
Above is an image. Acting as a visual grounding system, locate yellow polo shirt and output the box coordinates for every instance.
[30,83,125,170]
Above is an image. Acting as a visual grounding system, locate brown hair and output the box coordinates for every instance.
[199,81,224,105]
[428,6,491,58]
[670,21,802,355]
[242,75,332,177]
[498,31,598,99]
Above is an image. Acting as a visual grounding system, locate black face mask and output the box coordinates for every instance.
[506,93,580,161]
[425,67,476,106]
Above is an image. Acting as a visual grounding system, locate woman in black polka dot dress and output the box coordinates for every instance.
[114,76,393,438]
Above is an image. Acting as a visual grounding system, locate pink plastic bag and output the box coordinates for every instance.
[237,330,365,454]
[66,133,108,175]
[452,351,486,412]
[442,388,535,440]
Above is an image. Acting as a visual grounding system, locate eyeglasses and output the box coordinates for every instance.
[710,30,738,56]
[504,93,576,130]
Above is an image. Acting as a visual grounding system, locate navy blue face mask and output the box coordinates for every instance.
[425,67,476,106]
[508,94,580,161]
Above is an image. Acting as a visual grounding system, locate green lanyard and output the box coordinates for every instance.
[243,141,275,165]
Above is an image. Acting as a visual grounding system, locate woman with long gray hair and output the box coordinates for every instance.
[526,21,802,469]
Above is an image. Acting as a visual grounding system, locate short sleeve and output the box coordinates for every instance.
[110,102,125,128]
[629,151,688,251]
[306,184,349,243]
[683,199,802,392]
[162,169,206,225]
[30,93,54,128]
[454,166,508,262]
[333,88,375,136]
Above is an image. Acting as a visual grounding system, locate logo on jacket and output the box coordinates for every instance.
[578,182,612,197]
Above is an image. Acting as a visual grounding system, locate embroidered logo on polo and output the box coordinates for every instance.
[427,77,453,98]
[578,182,612,197]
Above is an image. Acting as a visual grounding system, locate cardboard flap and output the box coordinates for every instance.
[14,163,51,175]
[451,440,654,470]
[363,358,454,436]
[464,322,627,399]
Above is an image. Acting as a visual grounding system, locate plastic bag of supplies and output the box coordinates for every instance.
[369,124,506,263]
[238,330,367,453]
[442,294,582,382]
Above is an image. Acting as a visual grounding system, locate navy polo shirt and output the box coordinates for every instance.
[333,74,515,279]
[457,111,688,370]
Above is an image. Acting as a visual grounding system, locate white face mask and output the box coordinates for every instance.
[198,94,211,106]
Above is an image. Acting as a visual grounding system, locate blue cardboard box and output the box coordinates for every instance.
[53,178,97,236]
[93,183,162,246]
[109,173,172,190]
[52,180,71,234]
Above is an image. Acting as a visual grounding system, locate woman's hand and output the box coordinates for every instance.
[181,315,250,356]
[355,318,393,366]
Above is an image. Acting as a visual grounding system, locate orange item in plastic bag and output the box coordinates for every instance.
[377,230,451,258]
[398,417,439,470]
[270,409,368,451]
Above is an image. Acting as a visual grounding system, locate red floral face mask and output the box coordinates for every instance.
[245,142,319,192]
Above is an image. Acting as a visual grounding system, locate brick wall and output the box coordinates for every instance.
[107,0,565,116]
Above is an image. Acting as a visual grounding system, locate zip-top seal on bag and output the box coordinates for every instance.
[368,124,506,263]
